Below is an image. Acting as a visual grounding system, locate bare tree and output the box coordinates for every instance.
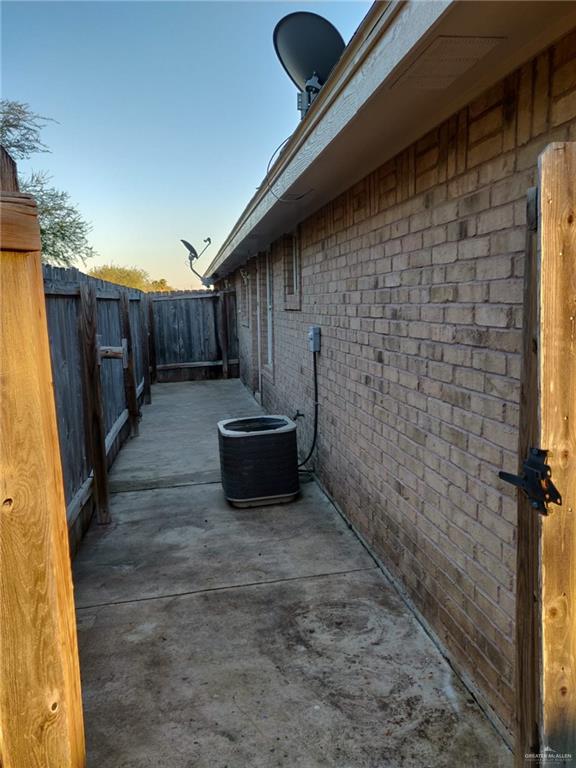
[0,100,95,266]
[0,100,54,159]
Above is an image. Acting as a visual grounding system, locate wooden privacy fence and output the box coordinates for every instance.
[150,289,238,382]
[43,265,151,546]
[44,279,239,542]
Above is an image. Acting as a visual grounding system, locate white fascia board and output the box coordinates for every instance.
[205,0,453,278]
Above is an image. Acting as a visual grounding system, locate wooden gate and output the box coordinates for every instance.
[515,143,576,765]
[43,266,151,536]
[151,290,238,382]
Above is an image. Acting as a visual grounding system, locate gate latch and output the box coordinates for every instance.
[499,448,562,515]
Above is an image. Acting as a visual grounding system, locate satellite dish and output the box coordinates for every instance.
[181,238,213,287]
[273,12,345,118]
[181,239,199,260]
[273,12,345,92]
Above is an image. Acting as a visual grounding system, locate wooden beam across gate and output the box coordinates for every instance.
[515,143,576,765]
[0,148,86,766]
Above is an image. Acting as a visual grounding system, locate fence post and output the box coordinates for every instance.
[515,144,576,763]
[79,282,111,526]
[0,147,86,766]
[148,295,157,384]
[140,295,152,405]
[515,186,541,765]
[119,293,140,437]
[538,143,576,758]
[217,292,230,378]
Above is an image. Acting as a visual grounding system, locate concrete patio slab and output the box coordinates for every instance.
[74,379,511,767]
[78,570,510,768]
[73,481,375,608]
[108,380,262,491]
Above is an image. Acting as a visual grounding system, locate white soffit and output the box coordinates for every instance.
[393,36,504,90]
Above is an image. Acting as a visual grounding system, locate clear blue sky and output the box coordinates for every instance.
[2,1,370,288]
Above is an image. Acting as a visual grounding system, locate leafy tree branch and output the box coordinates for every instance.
[21,171,95,265]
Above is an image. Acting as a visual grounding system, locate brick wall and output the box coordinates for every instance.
[231,30,576,736]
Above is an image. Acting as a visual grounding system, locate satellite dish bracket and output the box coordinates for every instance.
[181,238,213,287]
[296,72,323,118]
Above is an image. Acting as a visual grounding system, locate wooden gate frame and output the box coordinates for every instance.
[516,143,576,765]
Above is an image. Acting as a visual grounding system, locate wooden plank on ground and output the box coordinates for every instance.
[539,143,576,758]
[0,148,86,767]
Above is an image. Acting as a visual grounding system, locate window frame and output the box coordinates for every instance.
[283,230,301,311]
[239,268,251,328]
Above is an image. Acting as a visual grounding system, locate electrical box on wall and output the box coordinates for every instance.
[308,325,321,352]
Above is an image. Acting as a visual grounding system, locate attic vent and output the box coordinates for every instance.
[394,36,504,90]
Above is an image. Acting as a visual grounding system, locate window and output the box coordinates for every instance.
[239,268,250,327]
[284,231,301,310]
[257,252,274,372]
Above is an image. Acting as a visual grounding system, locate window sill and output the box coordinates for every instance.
[284,293,301,311]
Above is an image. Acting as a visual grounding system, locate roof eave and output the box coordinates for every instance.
[206,0,576,280]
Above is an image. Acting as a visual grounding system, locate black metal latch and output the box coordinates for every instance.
[499,448,562,515]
